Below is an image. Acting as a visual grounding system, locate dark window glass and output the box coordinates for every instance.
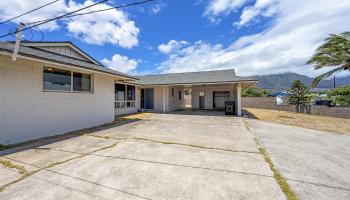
[179,91,182,100]
[115,84,125,100]
[127,85,135,100]
[43,67,71,91]
[73,72,92,92]
[171,88,175,97]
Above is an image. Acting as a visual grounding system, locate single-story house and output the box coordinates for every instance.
[0,41,257,145]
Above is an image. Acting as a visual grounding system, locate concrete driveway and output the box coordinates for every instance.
[0,112,285,200]
[245,119,350,200]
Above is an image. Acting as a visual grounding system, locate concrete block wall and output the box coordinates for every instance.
[0,55,115,145]
[242,97,350,119]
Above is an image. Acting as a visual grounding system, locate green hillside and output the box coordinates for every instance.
[250,73,349,90]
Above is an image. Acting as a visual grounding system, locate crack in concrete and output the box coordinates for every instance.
[0,141,119,193]
[88,135,260,154]
[34,146,274,179]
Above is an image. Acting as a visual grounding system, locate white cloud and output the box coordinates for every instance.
[160,0,350,77]
[102,54,138,74]
[0,0,140,48]
[151,1,167,14]
[158,40,189,54]
[0,0,67,30]
[235,0,279,27]
[204,0,248,23]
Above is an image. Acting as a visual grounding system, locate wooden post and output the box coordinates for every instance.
[12,22,24,61]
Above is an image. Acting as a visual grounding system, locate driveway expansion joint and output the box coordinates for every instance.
[0,141,120,193]
[88,135,260,154]
[243,119,299,200]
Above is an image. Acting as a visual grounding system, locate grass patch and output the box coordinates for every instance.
[255,139,298,200]
[244,108,350,134]
[243,120,298,200]
[0,159,27,174]
[0,145,12,151]
[0,159,31,192]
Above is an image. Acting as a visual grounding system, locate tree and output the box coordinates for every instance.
[242,87,272,97]
[287,80,310,113]
[306,32,350,88]
[327,85,350,106]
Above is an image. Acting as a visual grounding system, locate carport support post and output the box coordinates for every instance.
[163,86,166,113]
[236,83,242,116]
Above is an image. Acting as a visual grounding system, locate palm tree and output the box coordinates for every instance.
[306,32,350,88]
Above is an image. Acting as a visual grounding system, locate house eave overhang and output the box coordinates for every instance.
[0,50,138,81]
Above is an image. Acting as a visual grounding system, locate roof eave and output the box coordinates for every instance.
[0,50,138,81]
[138,80,258,86]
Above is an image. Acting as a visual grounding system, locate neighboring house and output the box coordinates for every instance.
[0,41,257,145]
[267,91,288,97]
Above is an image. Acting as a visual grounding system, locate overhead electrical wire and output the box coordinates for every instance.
[0,0,60,25]
[0,0,155,39]
[27,0,155,25]
[0,0,110,39]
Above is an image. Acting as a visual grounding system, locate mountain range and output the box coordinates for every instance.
[250,73,350,91]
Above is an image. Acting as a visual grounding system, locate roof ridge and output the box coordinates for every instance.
[139,69,235,77]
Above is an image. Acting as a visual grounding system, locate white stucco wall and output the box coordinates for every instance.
[168,86,185,111]
[142,86,185,113]
[191,85,235,109]
[0,55,116,145]
[153,86,168,112]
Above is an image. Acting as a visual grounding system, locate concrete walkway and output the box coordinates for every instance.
[245,119,350,200]
[0,112,285,200]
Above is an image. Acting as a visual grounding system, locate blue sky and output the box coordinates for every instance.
[1,0,350,77]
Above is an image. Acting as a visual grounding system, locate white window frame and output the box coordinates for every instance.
[42,66,94,93]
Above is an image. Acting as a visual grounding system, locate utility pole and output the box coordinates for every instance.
[12,22,25,61]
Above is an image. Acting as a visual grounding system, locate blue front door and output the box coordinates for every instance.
[142,88,154,109]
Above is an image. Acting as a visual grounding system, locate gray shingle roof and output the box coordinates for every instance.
[137,69,257,85]
[0,42,137,80]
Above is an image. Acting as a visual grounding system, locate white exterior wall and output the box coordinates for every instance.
[168,86,185,111]
[153,86,169,112]
[0,55,115,145]
[191,85,235,109]
[143,86,185,113]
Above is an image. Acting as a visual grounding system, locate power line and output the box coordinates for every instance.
[0,0,110,39]
[0,0,155,39]
[0,0,60,25]
[27,0,155,25]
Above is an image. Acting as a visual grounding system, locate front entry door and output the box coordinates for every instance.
[141,88,154,109]
[199,92,205,109]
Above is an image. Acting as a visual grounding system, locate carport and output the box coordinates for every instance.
[136,69,257,116]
